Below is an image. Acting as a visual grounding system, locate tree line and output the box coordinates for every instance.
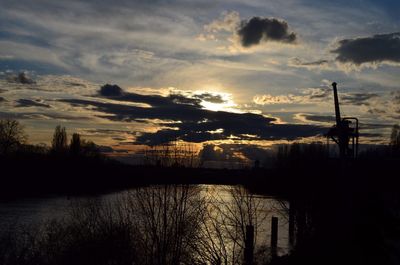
[0,119,101,158]
[1,117,400,165]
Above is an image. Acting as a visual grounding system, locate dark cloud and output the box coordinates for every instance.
[237,17,297,47]
[0,111,89,121]
[84,128,133,135]
[193,93,225,104]
[301,114,393,134]
[99,84,124,97]
[7,72,36,84]
[340,93,379,106]
[332,32,400,65]
[302,114,335,123]
[359,132,384,138]
[361,123,394,130]
[0,97,5,102]
[298,60,329,66]
[98,85,201,108]
[60,86,324,145]
[169,94,202,107]
[16,99,51,108]
[64,81,86,87]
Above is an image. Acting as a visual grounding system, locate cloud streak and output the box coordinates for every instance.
[16,98,51,108]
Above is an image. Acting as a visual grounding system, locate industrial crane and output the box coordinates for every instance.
[325,82,359,159]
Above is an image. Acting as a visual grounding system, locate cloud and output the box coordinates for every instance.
[0,97,5,102]
[340,93,379,106]
[204,11,240,33]
[391,91,400,105]
[332,32,400,66]
[288,57,330,69]
[298,114,335,124]
[0,110,89,121]
[97,89,201,109]
[193,92,226,104]
[7,72,35,84]
[253,94,294,105]
[253,87,331,105]
[59,86,324,145]
[201,12,297,50]
[298,113,392,127]
[237,17,297,47]
[135,122,324,145]
[99,84,123,97]
[303,87,331,100]
[253,85,381,107]
[16,98,51,108]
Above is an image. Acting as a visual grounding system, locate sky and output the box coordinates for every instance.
[0,0,399,163]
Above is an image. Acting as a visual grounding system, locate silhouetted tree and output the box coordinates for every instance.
[0,119,27,155]
[51,125,68,154]
[82,140,99,157]
[143,142,199,167]
[390,124,400,156]
[70,133,81,156]
[275,142,327,168]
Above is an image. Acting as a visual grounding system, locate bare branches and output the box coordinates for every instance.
[0,119,27,154]
[142,142,200,167]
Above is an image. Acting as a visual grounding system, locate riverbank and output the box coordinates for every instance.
[2,154,400,198]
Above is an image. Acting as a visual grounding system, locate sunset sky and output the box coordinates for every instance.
[0,0,399,161]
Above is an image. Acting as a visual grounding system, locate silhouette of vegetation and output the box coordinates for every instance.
[0,119,27,155]
[69,133,81,156]
[142,142,199,168]
[275,142,328,169]
[51,125,68,154]
[390,124,400,156]
[195,186,277,264]
[2,117,400,264]
[0,185,287,265]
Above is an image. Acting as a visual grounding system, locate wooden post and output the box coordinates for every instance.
[244,225,254,265]
[271,216,278,258]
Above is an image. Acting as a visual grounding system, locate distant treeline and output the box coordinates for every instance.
[0,119,134,196]
[0,119,104,158]
[1,118,400,197]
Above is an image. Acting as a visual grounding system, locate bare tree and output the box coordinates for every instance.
[142,142,199,167]
[123,185,206,265]
[0,119,27,154]
[51,125,68,154]
[194,186,272,264]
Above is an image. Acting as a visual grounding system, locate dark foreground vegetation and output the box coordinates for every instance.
[2,119,400,264]
[1,185,282,265]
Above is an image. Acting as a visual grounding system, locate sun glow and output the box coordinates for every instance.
[195,90,241,113]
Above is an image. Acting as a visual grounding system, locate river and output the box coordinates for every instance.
[0,184,289,263]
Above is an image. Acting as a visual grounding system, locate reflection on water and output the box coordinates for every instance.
[0,185,289,264]
[200,185,289,260]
